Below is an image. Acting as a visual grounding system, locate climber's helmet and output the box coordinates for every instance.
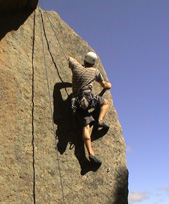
[84,52,97,66]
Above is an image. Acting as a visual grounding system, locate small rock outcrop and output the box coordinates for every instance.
[0,4,128,204]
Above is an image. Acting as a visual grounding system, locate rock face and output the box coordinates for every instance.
[0,6,128,204]
[0,0,38,12]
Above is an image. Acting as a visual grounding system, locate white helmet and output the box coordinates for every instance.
[84,52,97,65]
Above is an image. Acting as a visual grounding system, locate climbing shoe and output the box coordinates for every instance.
[89,154,102,166]
[97,121,109,130]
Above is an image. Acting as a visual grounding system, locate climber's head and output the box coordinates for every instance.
[84,52,97,67]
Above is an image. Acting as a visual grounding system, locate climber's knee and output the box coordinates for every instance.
[82,125,90,140]
[103,98,109,106]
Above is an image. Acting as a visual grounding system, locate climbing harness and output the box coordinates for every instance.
[71,91,98,113]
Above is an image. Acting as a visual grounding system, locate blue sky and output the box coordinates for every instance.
[39,1,169,203]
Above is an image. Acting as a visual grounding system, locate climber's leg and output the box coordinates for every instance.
[96,98,109,129]
[82,125,95,156]
[98,98,109,123]
[82,124,102,165]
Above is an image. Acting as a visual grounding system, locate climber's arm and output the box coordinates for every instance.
[69,56,80,70]
[99,80,112,89]
[95,69,112,90]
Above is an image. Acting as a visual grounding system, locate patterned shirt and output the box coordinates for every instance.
[69,57,103,94]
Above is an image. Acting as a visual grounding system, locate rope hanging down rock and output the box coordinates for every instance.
[39,0,69,96]
[40,0,68,62]
[38,7,66,204]
[32,10,36,204]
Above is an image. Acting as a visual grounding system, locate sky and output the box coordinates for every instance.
[39,1,169,203]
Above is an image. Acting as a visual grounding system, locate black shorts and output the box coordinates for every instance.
[75,92,105,127]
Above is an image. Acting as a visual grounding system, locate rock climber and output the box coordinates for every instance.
[69,52,112,165]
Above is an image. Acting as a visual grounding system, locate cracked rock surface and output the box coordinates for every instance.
[0,6,128,204]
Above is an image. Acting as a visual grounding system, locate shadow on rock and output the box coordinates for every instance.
[0,10,34,40]
[53,82,104,175]
[113,167,129,204]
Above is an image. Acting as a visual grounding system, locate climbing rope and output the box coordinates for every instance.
[38,7,65,204]
[40,0,68,62]
[32,10,36,204]
[38,0,69,96]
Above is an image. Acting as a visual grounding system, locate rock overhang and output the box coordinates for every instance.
[0,0,38,13]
